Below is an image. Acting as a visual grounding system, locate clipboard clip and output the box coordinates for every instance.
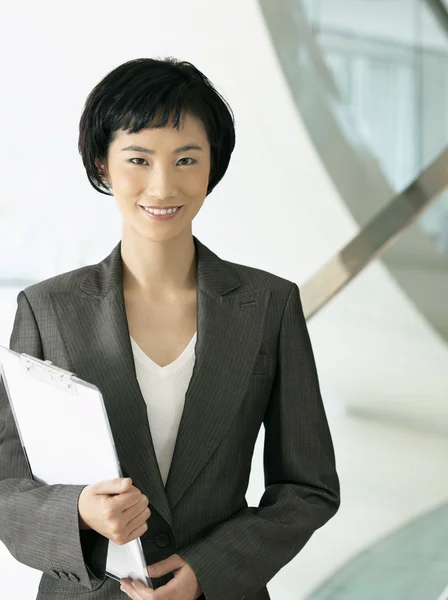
[19,354,79,395]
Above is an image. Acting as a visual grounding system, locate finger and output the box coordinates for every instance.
[120,581,138,599]
[125,505,150,533]
[130,579,155,599]
[152,577,178,600]
[108,487,143,511]
[121,579,150,600]
[124,520,149,544]
[105,490,139,512]
[149,554,183,578]
[92,478,132,495]
[123,497,151,524]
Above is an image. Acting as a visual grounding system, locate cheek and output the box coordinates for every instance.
[115,171,143,193]
[183,165,210,196]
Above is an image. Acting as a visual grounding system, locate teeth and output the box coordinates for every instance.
[142,206,180,215]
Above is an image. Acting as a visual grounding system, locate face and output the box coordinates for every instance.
[97,111,211,244]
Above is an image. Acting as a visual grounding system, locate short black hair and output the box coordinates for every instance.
[78,57,236,196]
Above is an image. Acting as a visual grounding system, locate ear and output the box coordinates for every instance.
[95,160,110,188]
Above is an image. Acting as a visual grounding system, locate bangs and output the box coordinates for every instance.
[112,86,212,140]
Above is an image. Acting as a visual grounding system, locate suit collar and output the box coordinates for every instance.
[50,235,269,534]
[80,236,241,299]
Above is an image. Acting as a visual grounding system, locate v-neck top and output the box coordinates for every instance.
[129,333,197,486]
[130,333,197,377]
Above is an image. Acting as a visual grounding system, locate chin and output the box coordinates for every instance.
[137,226,187,244]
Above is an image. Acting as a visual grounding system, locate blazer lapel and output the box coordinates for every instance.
[49,236,270,527]
[49,245,173,528]
[164,287,270,510]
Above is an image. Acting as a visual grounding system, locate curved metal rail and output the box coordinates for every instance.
[301,148,448,320]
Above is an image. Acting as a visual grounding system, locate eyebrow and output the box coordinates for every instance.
[121,143,203,155]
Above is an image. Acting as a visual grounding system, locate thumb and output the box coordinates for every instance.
[92,477,132,495]
[148,554,184,578]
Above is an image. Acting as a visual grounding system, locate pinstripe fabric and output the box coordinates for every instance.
[0,236,340,599]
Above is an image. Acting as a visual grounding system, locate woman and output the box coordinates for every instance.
[0,57,340,600]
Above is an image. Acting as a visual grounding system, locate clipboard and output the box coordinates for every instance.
[0,344,153,589]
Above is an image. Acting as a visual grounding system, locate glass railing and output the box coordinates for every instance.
[301,149,448,600]
[301,0,448,260]
[258,0,448,345]
[257,4,448,598]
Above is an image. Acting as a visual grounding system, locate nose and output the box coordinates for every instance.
[146,164,177,202]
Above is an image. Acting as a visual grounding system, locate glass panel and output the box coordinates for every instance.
[418,2,448,256]
[302,0,448,258]
[305,0,447,188]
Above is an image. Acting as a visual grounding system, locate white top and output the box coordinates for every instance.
[130,333,197,486]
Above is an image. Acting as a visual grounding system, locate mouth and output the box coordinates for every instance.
[139,205,183,220]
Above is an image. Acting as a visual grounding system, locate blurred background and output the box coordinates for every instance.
[1,0,447,598]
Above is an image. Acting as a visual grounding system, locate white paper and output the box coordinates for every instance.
[0,345,151,588]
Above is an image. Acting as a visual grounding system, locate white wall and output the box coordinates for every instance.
[1,1,448,598]
[0,0,356,284]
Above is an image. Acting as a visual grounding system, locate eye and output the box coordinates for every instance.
[129,158,148,165]
[177,158,197,166]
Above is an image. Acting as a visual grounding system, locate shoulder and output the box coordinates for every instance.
[224,257,297,304]
[21,263,96,304]
[195,236,298,306]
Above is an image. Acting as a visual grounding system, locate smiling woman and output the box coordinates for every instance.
[0,56,339,600]
[77,58,234,250]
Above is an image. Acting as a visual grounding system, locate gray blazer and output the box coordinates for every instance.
[0,236,340,600]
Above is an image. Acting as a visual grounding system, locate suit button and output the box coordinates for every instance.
[68,573,80,583]
[50,570,60,579]
[59,572,70,581]
[155,533,170,548]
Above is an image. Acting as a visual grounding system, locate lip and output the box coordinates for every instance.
[139,205,182,209]
[139,205,183,221]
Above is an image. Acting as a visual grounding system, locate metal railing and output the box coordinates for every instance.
[426,0,448,36]
[301,148,448,320]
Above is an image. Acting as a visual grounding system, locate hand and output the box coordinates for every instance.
[120,554,203,600]
[78,477,151,545]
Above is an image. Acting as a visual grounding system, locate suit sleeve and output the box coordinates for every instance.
[0,290,108,591]
[177,283,340,600]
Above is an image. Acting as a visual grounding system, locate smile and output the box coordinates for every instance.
[140,206,181,215]
[139,205,183,220]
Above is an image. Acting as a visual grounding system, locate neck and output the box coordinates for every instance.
[120,228,197,297]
